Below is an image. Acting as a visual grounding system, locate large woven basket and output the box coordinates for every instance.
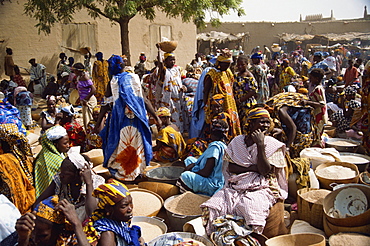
[323,215,370,237]
[315,162,359,190]
[265,233,325,246]
[297,188,330,229]
[158,41,178,53]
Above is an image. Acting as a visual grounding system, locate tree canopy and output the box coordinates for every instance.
[24,0,245,63]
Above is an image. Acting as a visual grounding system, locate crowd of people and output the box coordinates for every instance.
[0,42,369,245]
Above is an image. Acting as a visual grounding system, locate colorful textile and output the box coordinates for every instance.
[233,75,258,127]
[201,136,287,235]
[153,126,186,163]
[12,74,26,87]
[40,107,61,125]
[0,153,35,214]
[61,120,86,148]
[344,67,359,86]
[0,124,33,184]
[100,72,152,181]
[0,100,26,136]
[331,99,361,131]
[92,60,110,101]
[182,138,208,159]
[85,120,103,151]
[309,84,327,146]
[266,92,314,158]
[250,64,269,103]
[156,66,184,132]
[34,126,67,197]
[34,195,65,224]
[210,94,224,106]
[180,141,227,196]
[156,107,171,117]
[279,66,296,91]
[206,68,241,137]
[77,77,93,101]
[164,53,175,59]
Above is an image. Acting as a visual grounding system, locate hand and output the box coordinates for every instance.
[56,199,79,226]
[181,85,187,92]
[139,237,145,246]
[15,212,36,240]
[251,129,265,146]
[80,165,93,185]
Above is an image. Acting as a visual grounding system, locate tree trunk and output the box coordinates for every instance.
[119,17,131,66]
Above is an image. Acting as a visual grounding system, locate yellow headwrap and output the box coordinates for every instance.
[34,195,65,224]
[164,53,175,59]
[216,55,232,63]
[92,180,130,221]
[298,88,308,94]
[93,105,101,114]
[244,107,273,134]
[156,107,171,117]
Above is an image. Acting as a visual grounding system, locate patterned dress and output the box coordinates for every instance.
[309,84,327,147]
[279,66,296,91]
[233,75,258,128]
[85,120,103,151]
[92,60,110,102]
[250,64,269,103]
[206,69,241,137]
[156,66,184,132]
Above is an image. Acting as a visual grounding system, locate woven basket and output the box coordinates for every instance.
[158,41,178,53]
[323,184,370,227]
[265,233,325,246]
[297,188,330,229]
[323,216,370,237]
[138,181,179,200]
[84,149,104,167]
[129,188,164,217]
[315,162,359,190]
[360,172,370,186]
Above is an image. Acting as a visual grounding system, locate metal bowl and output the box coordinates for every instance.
[146,166,185,184]
[339,152,370,172]
[325,138,360,153]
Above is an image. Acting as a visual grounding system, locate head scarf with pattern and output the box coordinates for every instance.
[210,94,225,106]
[0,123,33,184]
[61,105,76,117]
[155,107,171,117]
[244,107,273,134]
[34,195,65,224]
[215,48,232,66]
[344,85,357,96]
[92,179,130,221]
[164,53,175,59]
[93,105,101,114]
[211,118,229,133]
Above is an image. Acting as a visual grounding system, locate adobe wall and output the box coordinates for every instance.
[0,1,196,78]
[199,19,370,54]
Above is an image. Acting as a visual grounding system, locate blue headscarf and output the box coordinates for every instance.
[95,52,103,61]
[108,55,124,76]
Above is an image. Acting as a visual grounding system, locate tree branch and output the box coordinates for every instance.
[84,4,120,23]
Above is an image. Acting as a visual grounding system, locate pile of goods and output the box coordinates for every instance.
[166,192,209,216]
[299,189,331,205]
[328,232,370,246]
[316,166,357,180]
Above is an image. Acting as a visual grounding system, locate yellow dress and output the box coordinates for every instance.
[206,69,241,137]
[92,60,110,101]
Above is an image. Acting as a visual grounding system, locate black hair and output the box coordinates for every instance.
[237,55,249,62]
[6,48,12,55]
[73,62,85,70]
[309,68,325,80]
[29,58,36,64]
[59,53,67,59]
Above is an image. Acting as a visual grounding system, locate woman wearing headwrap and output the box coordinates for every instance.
[201,108,288,236]
[152,107,186,163]
[91,180,144,246]
[95,55,160,181]
[330,85,361,133]
[250,52,270,103]
[155,46,186,132]
[279,59,297,92]
[13,86,33,129]
[34,125,70,197]
[40,95,61,133]
[36,148,104,222]
[177,119,228,196]
[92,52,110,103]
[15,195,92,246]
[234,55,258,128]
[203,48,241,138]
[60,105,86,148]
[0,124,35,214]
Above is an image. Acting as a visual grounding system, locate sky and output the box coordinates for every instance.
[212,0,368,22]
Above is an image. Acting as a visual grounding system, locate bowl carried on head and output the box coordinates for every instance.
[157,41,178,53]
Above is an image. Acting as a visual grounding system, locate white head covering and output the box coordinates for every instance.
[67,146,92,169]
[46,125,67,141]
[61,105,76,117]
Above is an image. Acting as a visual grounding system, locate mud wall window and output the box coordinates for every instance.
[149,24,172,61]
[62,23,97,55]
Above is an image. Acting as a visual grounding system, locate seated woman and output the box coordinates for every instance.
[40,95,61,133]
[0,124,35,214]
[34,125,70,197]
[36,148,104,222]
[85,105,104,151]
[201,108,288,236]
[91,180,145,246]
[177,119,228,196]
[60,105,86,148]
[152,107,186,163]
[15,196,91,246]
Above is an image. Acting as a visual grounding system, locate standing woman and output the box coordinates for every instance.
[4,48,15,80]
[92,52,110,103]
[73,62,97,130]
[34,125,70,197]
[234,55,258,129]
[14,86,33,130]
